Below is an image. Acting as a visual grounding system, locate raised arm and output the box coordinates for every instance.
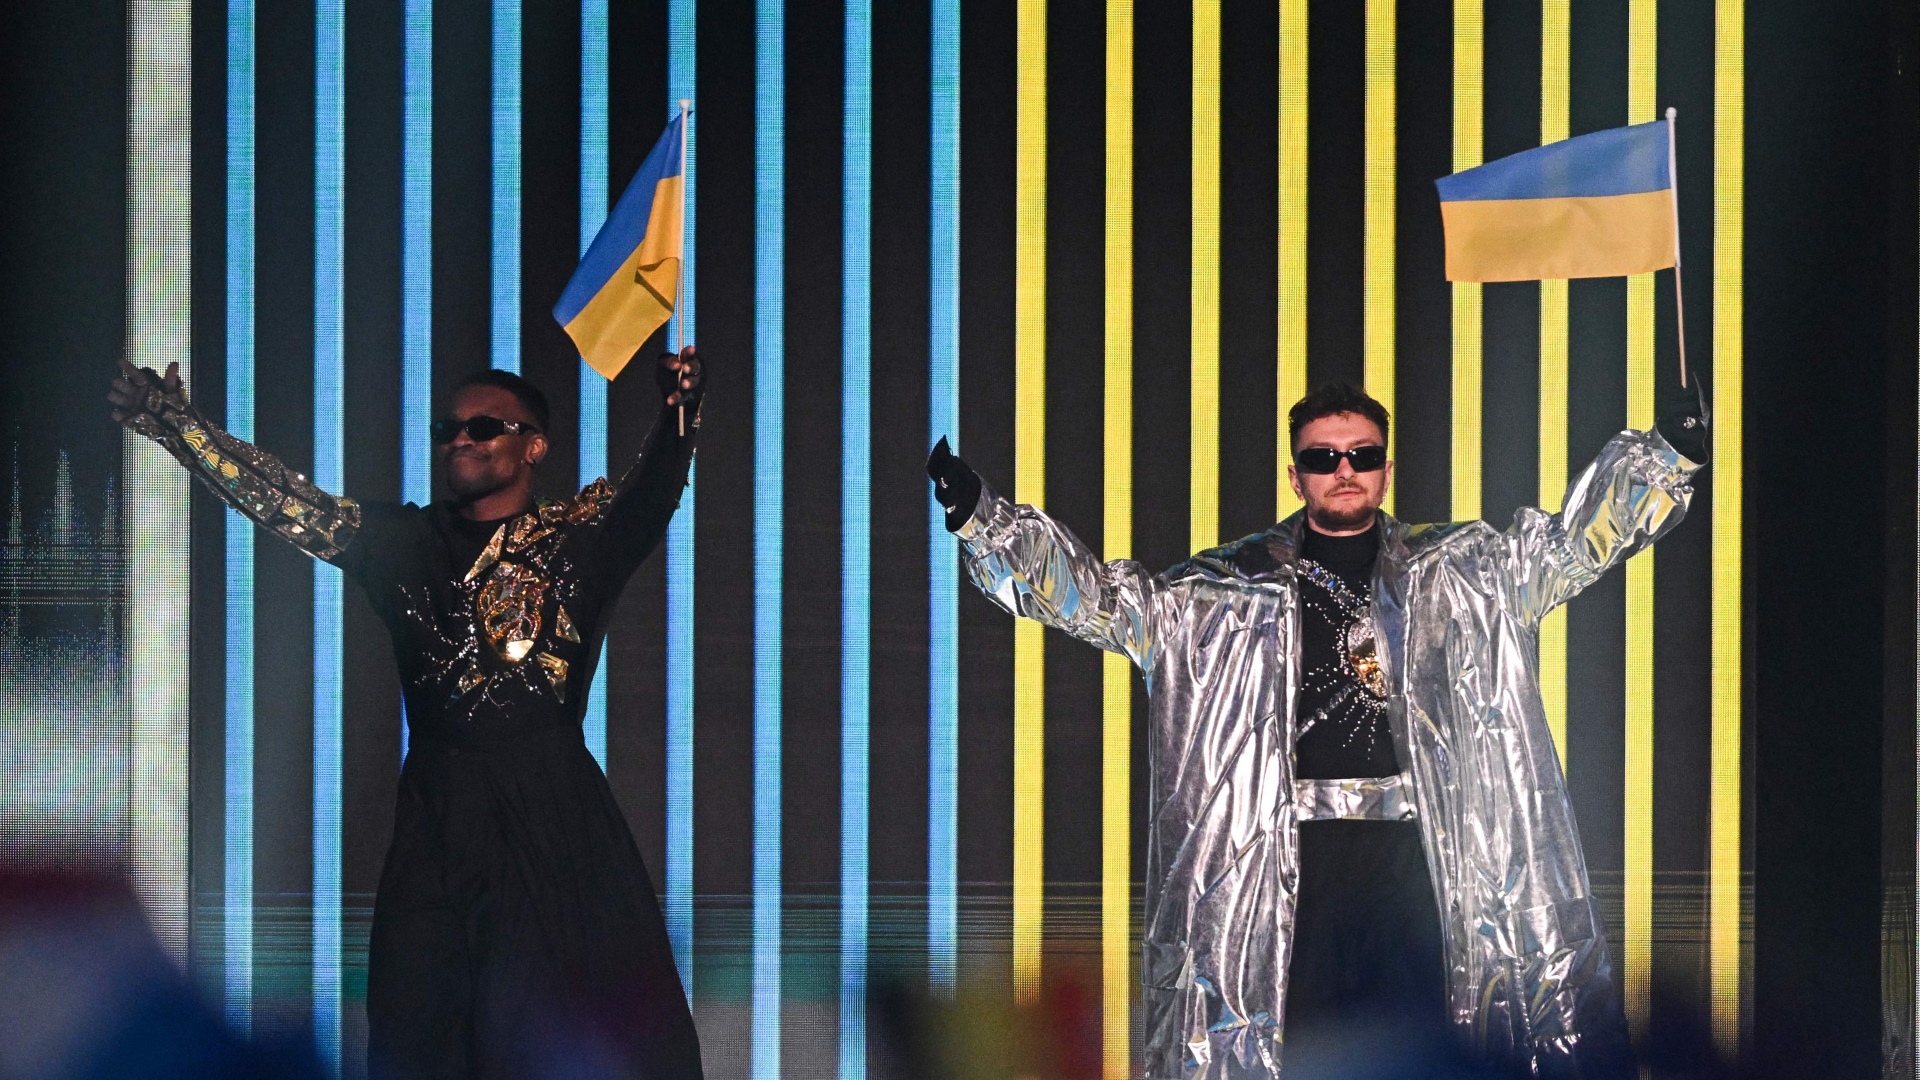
[109,359,360,562]
[929,439,1162,668]
[1506,422,1703,624]
[579,348,701,574]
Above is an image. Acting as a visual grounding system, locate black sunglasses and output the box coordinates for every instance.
[431,415,541,444]
[1294,445,1388,475]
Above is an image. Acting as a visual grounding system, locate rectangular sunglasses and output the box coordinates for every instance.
[1294,445,1388,474]
[430,415,541,444]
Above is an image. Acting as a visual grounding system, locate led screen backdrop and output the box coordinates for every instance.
[1,0,1914,1079]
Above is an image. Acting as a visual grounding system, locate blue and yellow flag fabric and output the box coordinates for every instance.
[1437,119,1676,282]
[555,111,686,379]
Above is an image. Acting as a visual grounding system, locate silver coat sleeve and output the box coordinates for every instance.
[955,478,1164,670]
[955,429,1699,1079]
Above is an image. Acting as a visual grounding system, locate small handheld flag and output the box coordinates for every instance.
[555,108,688,380]
[1436,118,1676,284]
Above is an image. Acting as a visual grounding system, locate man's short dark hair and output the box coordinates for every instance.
[455,369,550,432]
[1288,382,1390,451]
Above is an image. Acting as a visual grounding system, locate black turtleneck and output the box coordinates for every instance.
[1293,522,1400,779]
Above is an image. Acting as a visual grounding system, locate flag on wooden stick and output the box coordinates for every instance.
[555,108,688,379]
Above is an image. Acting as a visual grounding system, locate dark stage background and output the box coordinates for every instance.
[0,0,1914,1077]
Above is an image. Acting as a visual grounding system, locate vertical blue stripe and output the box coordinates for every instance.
[754,1,784,1075]
[223,0,255,1033]
[402,0,432,509]
[666,0,698,1000]
[578,0,609,770]
[927,0,961,997]
[491,0,521,373]
[312,0,345,1070]
[840,1,871,1075]
[401,0,432,764]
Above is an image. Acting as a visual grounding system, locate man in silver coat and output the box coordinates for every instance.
[927,381,1706,1079]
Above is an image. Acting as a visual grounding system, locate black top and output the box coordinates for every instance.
[1293,522,1399,779]
[331,406,695,745]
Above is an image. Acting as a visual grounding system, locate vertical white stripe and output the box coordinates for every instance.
[125,0,193,967]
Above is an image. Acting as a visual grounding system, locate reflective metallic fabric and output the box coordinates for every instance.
[1294,773,1414,822]
[123,378,361,561]
[955,428,1699,1079]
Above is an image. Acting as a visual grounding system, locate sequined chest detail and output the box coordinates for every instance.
[422,479,617,712]
[1295,557,1390,747]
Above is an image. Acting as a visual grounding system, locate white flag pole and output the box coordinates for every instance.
[1666,106,1689,388]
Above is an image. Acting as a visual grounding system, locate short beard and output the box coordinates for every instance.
[445,463,510,503]
[1306,499,1376,534]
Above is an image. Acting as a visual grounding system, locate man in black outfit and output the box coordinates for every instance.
[109,350,706,1080]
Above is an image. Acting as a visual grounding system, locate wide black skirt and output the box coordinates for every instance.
[366,727,702,1080]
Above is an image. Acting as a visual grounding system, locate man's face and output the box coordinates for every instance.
[1287,412,1393,535]
[436,385,548,502]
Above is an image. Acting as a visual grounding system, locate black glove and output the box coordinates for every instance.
[655,349,705,414]
[1655,372,1710,465]
[927,436,981,533]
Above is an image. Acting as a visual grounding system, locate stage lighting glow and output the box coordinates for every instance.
[313,1,346,1067]
[1709,0,1745,1052]
[1277,0,1307,514]
[578,0,608,770]
[224,0,256,1033]
[1621,0,1659,1045]
[1103,3,1134,1072]
[401,0,432,765]
[927,0,962,1000]
[666,0,699,997]
[491,0,521,374]
[754,0,785,1071]
[1190,0,1219,553]
[1450,0,1483,523]
[840,4,872,1075]
[1364,0,1396,512]
[1538,0,1570,765]
[1013,0,1047,1008]
[126,0,193,969]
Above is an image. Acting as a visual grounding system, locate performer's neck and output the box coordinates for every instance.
[452,486,536,522]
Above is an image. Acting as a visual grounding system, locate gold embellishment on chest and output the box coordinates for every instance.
[456,661,485,696]
[1344,615,1389,699]
[478,561,547,662]
[507,514,555,552]
[536,651,569,701]
[555,604,581,643]
[465,525,507,582]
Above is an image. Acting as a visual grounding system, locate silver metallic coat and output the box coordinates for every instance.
[955,428,1700,1079]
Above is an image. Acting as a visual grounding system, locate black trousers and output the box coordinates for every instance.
[366,729,702,1080]
[1284,819,1457,1077]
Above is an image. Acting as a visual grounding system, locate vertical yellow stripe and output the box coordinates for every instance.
[1191,0,1220,553]
[1450,0,1482,523]
[1538,0,1571,765]
[1363,0,1395,514]
[1013,0,1047,1006]
[1277,0,1308,515]
[1709,0,1745,1056]
[1103,2,1134,1073]
[1623,0,1658,1046]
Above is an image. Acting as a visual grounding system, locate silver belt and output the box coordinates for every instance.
[1294,772,1416,821]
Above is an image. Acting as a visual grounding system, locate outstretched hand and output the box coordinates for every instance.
[656,346,703,409]
[108,358,181,424]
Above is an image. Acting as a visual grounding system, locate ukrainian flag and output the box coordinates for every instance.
[555,110,687,379]
[1437,119,1676,282]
